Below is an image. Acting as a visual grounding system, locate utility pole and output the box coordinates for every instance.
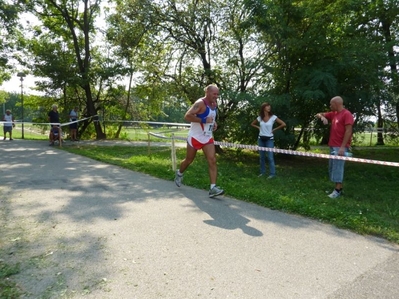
[17,72,26,139]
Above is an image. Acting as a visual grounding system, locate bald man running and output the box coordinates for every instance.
[174,84,224,198]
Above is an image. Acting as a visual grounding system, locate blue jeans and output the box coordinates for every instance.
[258,138,276,176]
[329,146,348,183]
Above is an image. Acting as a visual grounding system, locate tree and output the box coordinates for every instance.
[108,0,276,147]
[340,0,399,145]
[22,0,106,139]
[106,0,159,137]
[0,0,20,85]
[245,0,389,148]
[11,0,397,147]
[369,0,399,127]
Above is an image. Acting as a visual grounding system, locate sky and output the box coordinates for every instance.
[0,74,38,94]
[0,9,41,94]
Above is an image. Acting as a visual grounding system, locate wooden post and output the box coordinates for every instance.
[59,127,62,147]
[369,129,373,147]
[147,133,151,156]
[171,133,176,171]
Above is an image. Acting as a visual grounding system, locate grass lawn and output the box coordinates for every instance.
[9,125,189,141]
[0,261,20,298]
[62,143,399,244]
[9,124,396,146]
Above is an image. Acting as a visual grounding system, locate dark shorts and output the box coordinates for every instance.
[3,126,12,133]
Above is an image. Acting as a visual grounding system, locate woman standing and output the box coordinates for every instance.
[251,102,286,178]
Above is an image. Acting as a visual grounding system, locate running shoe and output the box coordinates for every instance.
[174,171,183,187]
[328,190,341,199]
[209,186,224,198]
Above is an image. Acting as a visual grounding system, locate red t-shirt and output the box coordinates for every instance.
[324,109,354,147]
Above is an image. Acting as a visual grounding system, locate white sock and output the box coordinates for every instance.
[177,170,183,176]
[210,184,216,189]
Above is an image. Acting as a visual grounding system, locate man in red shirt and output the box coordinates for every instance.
[316,96,354,198]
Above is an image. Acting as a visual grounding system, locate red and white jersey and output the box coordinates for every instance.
[187,99,217,144]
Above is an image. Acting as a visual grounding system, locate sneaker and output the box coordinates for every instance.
[267,175,275,179]
[258,174,264,177]
[209,186,224,198]
[174,171,183,187]
[328,190,341,199]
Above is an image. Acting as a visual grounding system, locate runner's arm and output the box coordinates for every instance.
[184,100,207,123]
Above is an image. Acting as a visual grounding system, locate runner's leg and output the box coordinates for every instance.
[179,142,198,173]
[202,143,217,184]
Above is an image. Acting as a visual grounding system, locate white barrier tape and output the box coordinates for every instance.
[105,120,191,127]
[215,141,399,167]
[4,116,97,127]
[148,132,180,141]
[148,132,399,168]
[149,132,186,141]
[62,116,94,126]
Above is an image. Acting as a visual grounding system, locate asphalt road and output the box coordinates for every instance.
[1,139,398,299]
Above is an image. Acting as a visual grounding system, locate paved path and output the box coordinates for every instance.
[1,139,398,299]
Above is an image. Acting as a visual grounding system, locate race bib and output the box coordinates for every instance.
[204,123,214,136]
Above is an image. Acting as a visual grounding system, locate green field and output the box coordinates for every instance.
[6,124,399,148]
[6,124,189,141]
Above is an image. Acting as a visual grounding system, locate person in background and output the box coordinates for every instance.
[251,102,286,178]
[48,104,61,146]
[315,96,354,199]
[49,126,61,145]
[69,106,79,141]
[2,109,15,140]
[174,84,224,198]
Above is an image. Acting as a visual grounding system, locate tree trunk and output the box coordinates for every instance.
[294,127,304,150]
[376,103,384,145]
[84,84,106,139]
[116,69,134,138]
[381,19,399,127]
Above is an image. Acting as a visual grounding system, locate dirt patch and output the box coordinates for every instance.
[0,187,109,298]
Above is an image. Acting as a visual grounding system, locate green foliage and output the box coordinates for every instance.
[0,90,7,105]
[244,0,393,148]
[5,0,399,146]
[19,0,108,139]
[0,261,21,298]
[0,92,40,122]
[0,1,20,85]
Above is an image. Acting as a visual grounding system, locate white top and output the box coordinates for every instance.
[69,110,78,121]
[3,114,13,127]
[257,115,277,137]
